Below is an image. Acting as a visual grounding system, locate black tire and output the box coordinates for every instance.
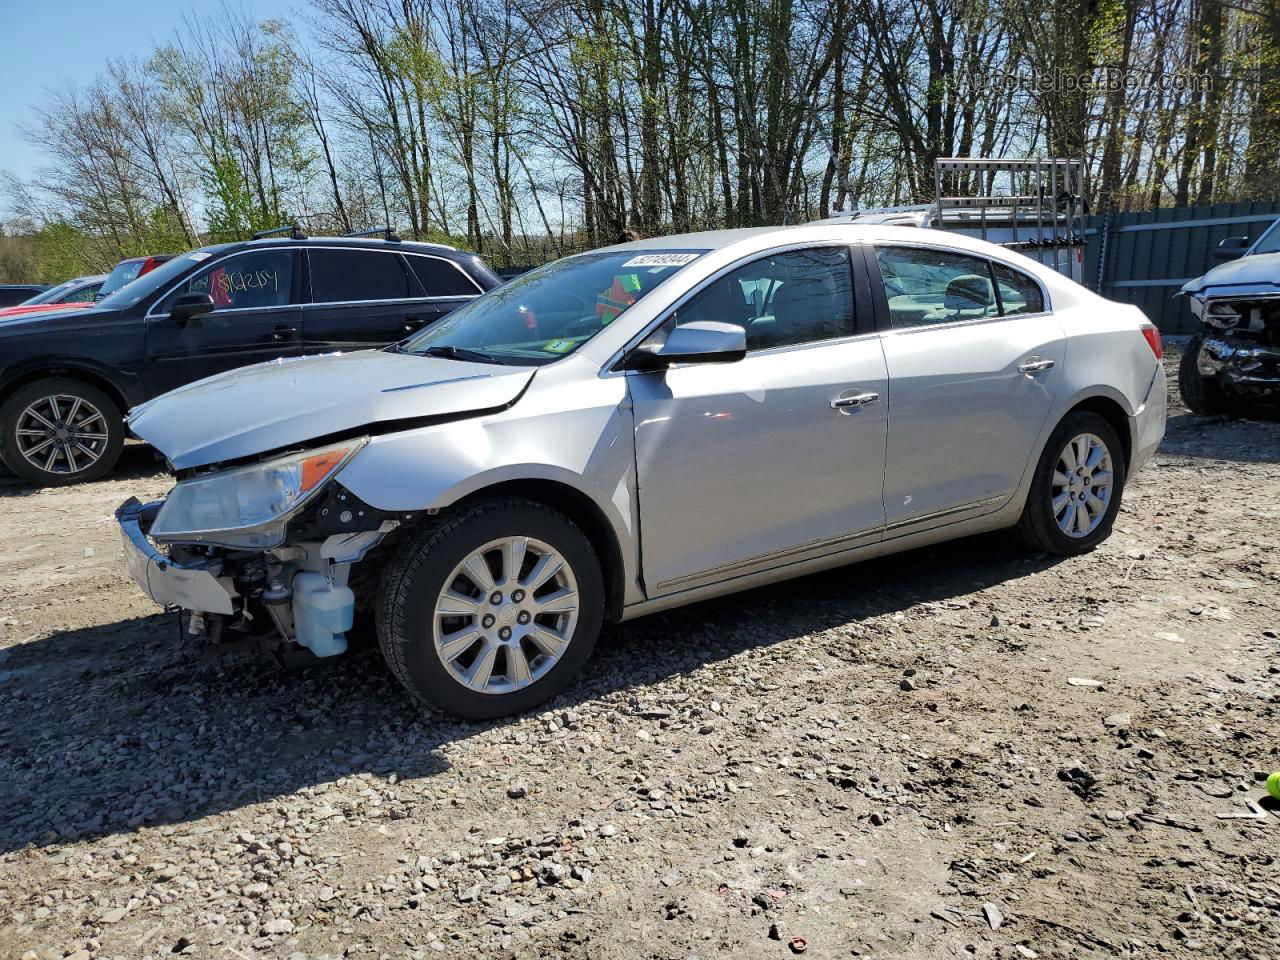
[376,498,604,720]
[0,377,124,486]
[1178,334,1229,416]
[1015,410,1127,556]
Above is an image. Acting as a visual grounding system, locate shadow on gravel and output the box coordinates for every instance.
[0,443,164,498]
[0,532,1061,854]
[1161,412,1280,463]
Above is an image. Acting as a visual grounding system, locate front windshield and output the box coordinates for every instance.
[96,250,222,309]
[1252,219,1280,256]
[26,279,79,304]
[401,249,707,364]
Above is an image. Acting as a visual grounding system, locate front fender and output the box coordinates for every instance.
[335,374,642,602]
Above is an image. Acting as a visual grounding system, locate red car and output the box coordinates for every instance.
[94,254,175,301]
[0,255,174,323]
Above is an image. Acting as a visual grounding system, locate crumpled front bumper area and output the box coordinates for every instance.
[1197,336,1280,389]
[116,497,235,615]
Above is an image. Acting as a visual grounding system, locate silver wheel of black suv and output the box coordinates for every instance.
[0,378,123,486]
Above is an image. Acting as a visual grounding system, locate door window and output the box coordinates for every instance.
[874,247,1000,328]
[158,249,294,314]
[309,249,413,303]
[673,247,855,351]
[992,263,1046,316]
[406,255,480,296]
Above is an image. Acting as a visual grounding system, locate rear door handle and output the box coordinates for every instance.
[1018,357,1055,375]
[403,314,428,332]
[831,390,879,412]
[272,324,298,341]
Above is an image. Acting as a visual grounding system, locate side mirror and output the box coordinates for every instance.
[171,292,215,322]
[628,321,747,369]
[1214,236,1251,261]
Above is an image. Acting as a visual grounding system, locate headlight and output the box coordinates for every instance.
[151,439,367,543]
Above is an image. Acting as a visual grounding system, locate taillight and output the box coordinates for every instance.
[1140,323,1162,360]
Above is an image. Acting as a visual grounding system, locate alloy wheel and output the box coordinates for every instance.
[1051,432,1114,538]
[432,536,580,695]
[15,394,110,476]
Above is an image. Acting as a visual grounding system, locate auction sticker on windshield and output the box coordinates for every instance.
[622,254,701,268]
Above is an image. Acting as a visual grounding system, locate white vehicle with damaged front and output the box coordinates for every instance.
[119,224,1166,719]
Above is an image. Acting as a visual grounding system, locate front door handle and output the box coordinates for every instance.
[1018,357,1055,375]
[403,315,428,332]
[831,391,879,412]
[272,324,298,341]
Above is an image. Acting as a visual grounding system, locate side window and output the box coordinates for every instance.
[309,249,413,303]
[159,249,294,314]
[407,256,481,297]
[674,247,854,351]
[874,246,999,328]
[992,263,1045,316]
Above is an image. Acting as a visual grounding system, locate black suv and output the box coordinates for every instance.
[0,231,501,485]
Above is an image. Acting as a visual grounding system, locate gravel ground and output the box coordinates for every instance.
[1,348,1278,960]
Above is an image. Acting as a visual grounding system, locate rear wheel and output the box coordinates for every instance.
[1015,411,1127,555]
[0,378,123,486]
[1178,334,1231,416]
[376,498,604,719]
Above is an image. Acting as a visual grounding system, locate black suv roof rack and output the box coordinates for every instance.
[251,223,308,240]
[343,226,401,242]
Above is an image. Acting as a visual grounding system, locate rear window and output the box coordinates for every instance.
[309,249,413,303]
[98,260,145,298]
[993,263,1045,315]
[406,256,480,297]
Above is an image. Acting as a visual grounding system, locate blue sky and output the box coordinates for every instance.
[0,0,296,196]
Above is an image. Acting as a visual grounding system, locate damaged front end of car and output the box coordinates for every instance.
[117,439,418,662]
[1181,250,1280,409]
[1189,295,1280,396]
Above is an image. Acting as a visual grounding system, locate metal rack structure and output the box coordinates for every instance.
[932,157,1088,282]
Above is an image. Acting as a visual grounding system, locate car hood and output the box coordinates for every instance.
[128,349,535,470]
[1181,252,1280,299]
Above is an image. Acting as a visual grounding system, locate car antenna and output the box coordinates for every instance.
[251,223,308,240]
[343,226,401,242]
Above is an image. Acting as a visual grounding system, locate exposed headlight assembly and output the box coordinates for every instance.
[150,439,368,547]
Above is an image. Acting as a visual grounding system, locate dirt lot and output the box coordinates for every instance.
[1,348,1278,960]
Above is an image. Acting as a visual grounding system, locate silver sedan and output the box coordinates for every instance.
[118,224,1167,718]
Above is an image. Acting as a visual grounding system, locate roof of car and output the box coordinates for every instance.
[243,235,464,256]
[597,222,1021,258]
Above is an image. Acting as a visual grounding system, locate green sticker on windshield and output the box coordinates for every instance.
[542,338,576,354]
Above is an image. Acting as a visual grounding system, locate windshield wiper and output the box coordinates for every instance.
[413,345,509,365]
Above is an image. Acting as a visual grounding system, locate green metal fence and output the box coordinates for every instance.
[1085,201,1280,335]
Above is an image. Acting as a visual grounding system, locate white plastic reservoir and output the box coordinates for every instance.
[292,570,354,657]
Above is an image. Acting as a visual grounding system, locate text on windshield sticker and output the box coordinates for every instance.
[621,254,700,268]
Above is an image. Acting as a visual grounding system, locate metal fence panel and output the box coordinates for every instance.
[1087,201,1280,334]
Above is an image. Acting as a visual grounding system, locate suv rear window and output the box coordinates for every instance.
[406,256,479,297]
[309,249,412,303]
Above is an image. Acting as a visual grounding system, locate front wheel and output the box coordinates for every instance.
[376,498,604,719]
[1178,334,1230,416]
[0,378,124,486]
[1015,411,1127,555]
